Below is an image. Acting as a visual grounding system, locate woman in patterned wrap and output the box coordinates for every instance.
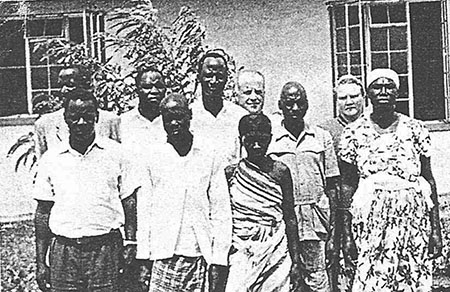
[224,113,302,292]
[339,68,442,292]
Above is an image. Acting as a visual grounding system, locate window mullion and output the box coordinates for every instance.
[406,2,414,118]
[24,31,33,114]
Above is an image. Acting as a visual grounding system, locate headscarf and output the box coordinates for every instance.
[367,68,400,89]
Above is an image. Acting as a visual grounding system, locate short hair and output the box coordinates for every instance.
[59,64,91,89]
[333,74,365,98]
[160,93,190,115]
[237,70,265,88]
[280,81,307,99]
[238,113,272,136]
[63,88,98,111]
[135,67,165,86]
[197,49,229,74]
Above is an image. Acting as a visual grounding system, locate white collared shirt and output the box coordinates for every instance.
[33,138,140,238]
[135,136,232,265]
[190,93,248,164]
[34,108,121,158]
[120,108,167,150]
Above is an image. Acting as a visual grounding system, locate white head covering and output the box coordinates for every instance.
[367,68,400,89]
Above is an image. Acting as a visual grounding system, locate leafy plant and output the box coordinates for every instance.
[7,1,238,172]
[105,1,205,100]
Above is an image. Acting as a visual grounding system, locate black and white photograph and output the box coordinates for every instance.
[1,0,450,291]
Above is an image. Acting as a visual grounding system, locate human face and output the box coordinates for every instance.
[138,71,166,109]
[336,83,364,121]
[279,86,308,122]
[242,131,271,160]
[238,74,265,114]
[367,77,398,111]
[58,68,80,93]
[199,57,227,98]
[64,99,98,143]
[162,104,191,139]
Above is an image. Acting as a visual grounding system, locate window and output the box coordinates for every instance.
[0,11,105,118]
[328,0,449,122]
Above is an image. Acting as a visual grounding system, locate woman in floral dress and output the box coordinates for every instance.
[338,68,442,292]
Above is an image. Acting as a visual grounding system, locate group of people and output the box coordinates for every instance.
[32,48,442,292]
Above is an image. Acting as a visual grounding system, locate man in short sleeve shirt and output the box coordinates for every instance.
[33,89,139,292]
[268,82,339,292]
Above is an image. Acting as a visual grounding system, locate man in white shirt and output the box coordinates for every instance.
[33,88,139,292]
[34,65,120,157]
[136,93,232,292]
[120,67,167,148]
[190,49,248,164]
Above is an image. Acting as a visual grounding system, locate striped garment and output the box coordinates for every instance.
[226,159,291,292]
[148,255,207,292]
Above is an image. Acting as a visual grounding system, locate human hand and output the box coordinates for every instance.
[209,264,228,292]
[137,260,152,292]
[342,233,357,268]
[428,228,443,259]
[289,262,303,292]
[36,263,51,292]
[123,244,137,266]
[326,228,340,269]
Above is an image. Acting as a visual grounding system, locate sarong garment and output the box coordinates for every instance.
[226,159,291,292]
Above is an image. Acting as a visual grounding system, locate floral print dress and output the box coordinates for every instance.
[339,113,434,292]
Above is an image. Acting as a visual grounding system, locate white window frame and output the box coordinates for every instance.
[328,0,450,127]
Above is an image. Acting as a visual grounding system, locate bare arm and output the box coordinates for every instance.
[122,191,137,242]
[34,200,54,291]
[278,164,301,264]
[339,161,359,263]
[420,155,442,258]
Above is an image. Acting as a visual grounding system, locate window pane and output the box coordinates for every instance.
[371,6,388,24]
[31,68,49,89]
[389,4,406,23]
[335,6,346,28]
[337,53,347,66]
[371,28,387,51]
[0,68,27,116]
[396,100,409,116]
[336,29,347,53]
[350,65,361,76]
[69,17,84,44]
[389,27,407,50]
[350,52,361,65]
[0,20,25,67]
[338,66,348,76]
[398,75,409,98]
[45,19,63,36]
[29,42,47,66]
[372,53,389,68]
[391,52,408,74]
[348,5,359,26]
[349,27,360,51]
[28,20,44,37]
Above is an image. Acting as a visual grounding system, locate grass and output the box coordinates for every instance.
[1,220,39,292]
[2,219,450,292]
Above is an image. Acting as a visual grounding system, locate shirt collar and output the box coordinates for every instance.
[274,118,315,143]
[59,136,105,156]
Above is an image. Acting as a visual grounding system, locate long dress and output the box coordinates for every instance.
[338,113,434,292]
[225,159,292,292]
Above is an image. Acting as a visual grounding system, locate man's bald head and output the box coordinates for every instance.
[237,70,265,114]
[160,93,192,140]
[279,81,308,122]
